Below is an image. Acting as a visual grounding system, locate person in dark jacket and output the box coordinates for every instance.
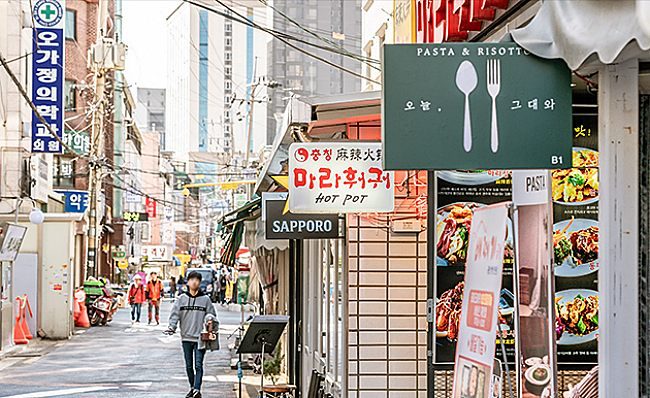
[164,271,217,398]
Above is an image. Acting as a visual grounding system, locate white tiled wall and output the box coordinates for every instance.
[347,201,428,398]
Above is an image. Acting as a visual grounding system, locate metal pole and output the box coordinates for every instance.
[260,340,265,398]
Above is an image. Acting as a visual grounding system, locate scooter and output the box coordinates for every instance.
[88,288,120,326]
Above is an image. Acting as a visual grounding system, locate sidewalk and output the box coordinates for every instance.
[0,301,238,397]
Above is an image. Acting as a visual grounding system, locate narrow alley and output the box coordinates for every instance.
[0,302,241,398]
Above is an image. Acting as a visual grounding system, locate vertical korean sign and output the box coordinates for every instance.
[288,142,394,213]
[31,0,65,153]
[452,203,509,398]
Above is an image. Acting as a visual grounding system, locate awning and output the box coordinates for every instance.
[219,197,261,227]
[511,0,650,70]
[219,198,261,266]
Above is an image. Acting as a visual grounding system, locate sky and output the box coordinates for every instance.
[122,0,180,89]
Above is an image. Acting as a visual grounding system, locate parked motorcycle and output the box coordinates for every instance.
[89,294,117,326]
[84,278,121,326]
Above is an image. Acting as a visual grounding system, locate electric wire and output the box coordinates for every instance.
[183,0,380,84]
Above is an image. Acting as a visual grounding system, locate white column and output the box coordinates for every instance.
[598,59,639,397]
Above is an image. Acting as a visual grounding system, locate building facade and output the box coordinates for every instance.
[166,2,268,161]
[265,0,362,144]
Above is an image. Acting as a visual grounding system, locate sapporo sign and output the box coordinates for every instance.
[288,142,394,214]
[382,43,572,170]
[263,193,339,240]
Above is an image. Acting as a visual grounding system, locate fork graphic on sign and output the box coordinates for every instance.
[454,59,502,153]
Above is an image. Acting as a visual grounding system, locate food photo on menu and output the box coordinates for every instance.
[552,137,600,364]
[434,170,516,365]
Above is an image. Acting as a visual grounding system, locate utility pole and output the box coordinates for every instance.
[244,56,258,168]
[86,0,126,277]
[86,0,109,277]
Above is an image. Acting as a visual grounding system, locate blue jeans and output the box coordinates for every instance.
[182,341,206,390]
[130,303,141,321]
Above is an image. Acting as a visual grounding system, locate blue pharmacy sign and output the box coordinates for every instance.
[31,0,65,153]
[56,190,89,213]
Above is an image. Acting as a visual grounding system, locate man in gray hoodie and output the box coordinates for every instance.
[164,270,217,398]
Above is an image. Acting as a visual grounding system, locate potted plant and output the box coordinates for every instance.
[264,343,284,385]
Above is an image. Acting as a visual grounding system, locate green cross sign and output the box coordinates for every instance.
[40,4,56,20]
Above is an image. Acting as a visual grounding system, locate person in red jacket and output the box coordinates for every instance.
[146,272,163,325]
[128,275,146,323]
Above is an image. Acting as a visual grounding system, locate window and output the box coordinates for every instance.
[65,9,76,40]
[225,52,232,61]
[225,66,232,76]
[225,23,232,32]
[225,80,231,90]
[225,95,231,104]
[225,37,232,47]
[64,80,76,110]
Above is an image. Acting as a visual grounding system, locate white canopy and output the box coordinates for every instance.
[511,0,650,70]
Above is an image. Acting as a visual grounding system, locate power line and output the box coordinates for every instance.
[184,0,380,84]
[0,49,79,155]
[211,0,380,82]
[256,0,379,71]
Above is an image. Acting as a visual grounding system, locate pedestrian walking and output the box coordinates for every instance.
[170,276,177,298]
[128,275,145,323]
[218,269,227,304]
[146,271,163,325]
[164,271,217,398]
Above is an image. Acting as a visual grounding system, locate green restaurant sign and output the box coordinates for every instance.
[382,43,572,170]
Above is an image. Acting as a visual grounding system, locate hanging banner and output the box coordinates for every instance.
[31,0,66,153]
[452,203,509,398]
[382,43,572,170]
[514,197,557,397]
[145,197,157,218]
[288,142,394,213]
[56,190,89,213]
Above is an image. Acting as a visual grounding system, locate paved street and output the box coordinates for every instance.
[0,301,242,398]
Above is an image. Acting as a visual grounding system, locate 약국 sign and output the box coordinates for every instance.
[56,190,89,213]
[288,142,394,214]
[31,0,65,153]
[263,193,339,240]
[382,43,572,170]
[452,203,509,398]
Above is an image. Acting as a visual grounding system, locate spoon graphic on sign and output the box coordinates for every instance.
[455,60,478,153]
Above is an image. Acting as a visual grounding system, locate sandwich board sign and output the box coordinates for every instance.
[452,203,509,398]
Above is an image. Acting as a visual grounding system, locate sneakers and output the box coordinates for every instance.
[185,389,201,398]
